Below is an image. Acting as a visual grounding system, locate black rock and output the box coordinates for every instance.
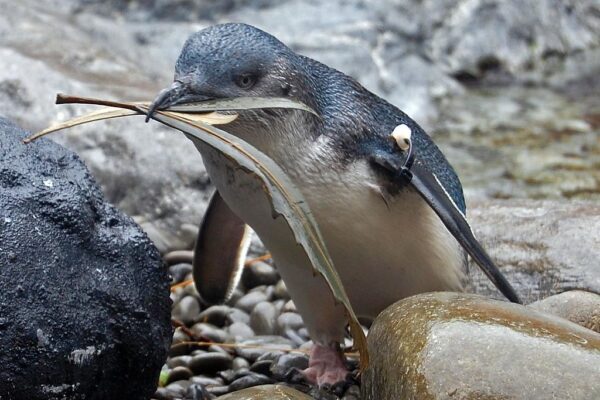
[0,118,172,400]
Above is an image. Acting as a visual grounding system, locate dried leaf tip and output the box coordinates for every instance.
[391,124,412,151]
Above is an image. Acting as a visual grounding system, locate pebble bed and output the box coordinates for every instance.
[152,251,361,400]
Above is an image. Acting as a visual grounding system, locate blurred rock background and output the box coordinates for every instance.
[0,0,597,253]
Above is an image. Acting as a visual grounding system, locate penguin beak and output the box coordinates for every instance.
[145,78,212,122]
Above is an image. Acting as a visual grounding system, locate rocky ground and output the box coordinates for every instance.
[156,251,362,400]
[0,0,599,399]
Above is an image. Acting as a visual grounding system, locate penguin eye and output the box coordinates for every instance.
[235,73,257,90]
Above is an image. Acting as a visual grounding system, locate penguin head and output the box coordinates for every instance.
[147,23,313,120]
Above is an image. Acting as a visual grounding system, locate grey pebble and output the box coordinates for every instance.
[172,295,201,325]
[227,321,255,339]
[167,355,192,369]
[232,357,250,370]
[256,351,285,362]
[186,383,213,400]
[227,308,250,325]
[283,300,297,313]
[341,384,361,400]
[228,373,275,392]
[249,359,273,375]
[284,328,308,347]
[153,387,174,400]
[250,301,278,335]
[190,375,224,386]
[165,379,191,397]
[167,366,193,384]
[197,305,232,327]
[207,345,232,355]
[169,342,203,358]
[234,291,268,313]
[191,322,231,343]
[277,312,304,332]
[242,261,280,288]
[172,327,191,345]
[189,352,233,375]
[205,385,230,397]
[273,280,290,300]
[169,263,193,284]
[270,353,309,380]
[235,336,294,362]
[273,299,286,313]
[227,288,244,305]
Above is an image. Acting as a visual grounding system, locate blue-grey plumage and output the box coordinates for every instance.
[148,23,478,386]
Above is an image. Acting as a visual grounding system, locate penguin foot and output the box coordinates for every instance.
[302,344,349,387]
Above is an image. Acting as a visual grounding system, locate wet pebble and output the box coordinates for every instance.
[186,383,212,400]
[167,366,193,384]
[227,308,250,325]
[173,295,201,325]
[242,261,280,288]
[228,372,275,392]
[270,354,309,380]
[153,387,174,400]
[232,357,250,370]
[235,291,268,313]
[206,384,230,397]
[167,355,192,369]
[169,263,193,284]
[191,322,231,343]
[165,380,191,397]
[236,336,294,362]
[227,321,255,339]
[190,375,224,386]
[189,352,233,375]
[197,305,232,327]
[172,328,191,345]
[277,312,304,333]
[250,301,278,335]
[273,280,290,300]
[249,359,273,375]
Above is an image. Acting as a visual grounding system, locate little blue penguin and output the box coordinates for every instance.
[147,23,520,386]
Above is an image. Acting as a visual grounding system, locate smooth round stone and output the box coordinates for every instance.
[189,352,233,375]
[191,322,231,343]
[172,295,201,325]
[256,351,285,362]
[166,366,193,384]
[214,384,312,399]
[232,357,251,370]
[171,327,191,345]
[273,280,290,300]
[153,387,175,400]
[235,291,268,314]
[207,384,231,397]
[228,308,251,325]
[228,288,244,305]
[236,337,295,362]
[169,342,204,358]
[363,292,600,400]
[198,305,233,327]
[249,359,273,375]
[190,375,224,386]
[228,321,255,339]
[228,373,275,392]
[242,261,280,289]
[277,312,304,333]
[168,263,193,284]
[270,354,309,380]
[529,290,600,333]
[283,300,297,313]
[186,383,212,399]
[250,301,278,335]
[165,380,191,397]
[167,355,192,369]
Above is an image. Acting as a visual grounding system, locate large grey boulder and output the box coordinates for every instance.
[0,118,172,400]
[363,292,600,400]
[467,199,600,303]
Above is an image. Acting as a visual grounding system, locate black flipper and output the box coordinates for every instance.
[408,163,521,304]
[371,137,522,304]
[192,190,252,305]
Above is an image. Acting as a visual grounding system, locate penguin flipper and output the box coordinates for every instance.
[407,163,521,304]
[370,150,521,304]
[192,190,252,305]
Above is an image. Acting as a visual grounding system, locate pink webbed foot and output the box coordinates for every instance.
[302,344,349,387]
